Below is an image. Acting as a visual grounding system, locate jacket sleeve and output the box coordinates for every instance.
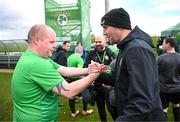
[122,47,156,115]
[98,72,115,86]
[83,51,93,68]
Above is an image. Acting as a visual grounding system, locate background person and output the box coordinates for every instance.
[157,37,180,121]
[106,38,119,57]
[74,41,86,61]
[100,8,166,121]
[73,41,86,103]
[84,35,117,121]
[54,40,71,106]
[11,24,105,121]
[67,45,93,117]
[54,40,71,66]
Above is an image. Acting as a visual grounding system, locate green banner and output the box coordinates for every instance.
[44,0,91,51]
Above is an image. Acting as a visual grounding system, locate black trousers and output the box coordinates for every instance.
[95,86,118,121]
[68,77,88,113]
[160,92,180,121]
[69,98,88,113]
[160,92,180,108]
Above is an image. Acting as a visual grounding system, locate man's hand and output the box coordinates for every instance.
[100,65,109,73]
[88,60,101,74]
[88,61,109,74]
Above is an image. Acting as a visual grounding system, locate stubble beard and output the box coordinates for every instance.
[96,46,104,52]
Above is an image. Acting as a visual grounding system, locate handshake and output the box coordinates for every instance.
[88,60,109,74]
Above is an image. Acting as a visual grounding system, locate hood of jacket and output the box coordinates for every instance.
[56,46,67,53]
[117,26,153,50]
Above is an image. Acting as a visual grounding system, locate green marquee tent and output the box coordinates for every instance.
[161,22,180,37]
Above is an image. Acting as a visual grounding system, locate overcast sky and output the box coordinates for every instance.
[0,0,180,40]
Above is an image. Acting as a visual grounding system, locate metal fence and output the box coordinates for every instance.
[0,39,28,69]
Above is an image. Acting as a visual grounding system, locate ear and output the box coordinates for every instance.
[165,42,169,46]
[34,37,40,46]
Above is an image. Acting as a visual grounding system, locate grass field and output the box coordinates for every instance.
[0,71,173,121]
[0,71,113,121]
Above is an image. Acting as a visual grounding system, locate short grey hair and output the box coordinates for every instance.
[75,46,83,54]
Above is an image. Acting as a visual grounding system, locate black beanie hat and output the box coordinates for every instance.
[101,8,131,30]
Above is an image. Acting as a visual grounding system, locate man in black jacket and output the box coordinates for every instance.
[54,41,71,66]
[100,8,166,121]
[54,40,71,106]
[84,35,117,121]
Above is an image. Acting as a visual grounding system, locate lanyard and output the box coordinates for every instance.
[96,50,106,64]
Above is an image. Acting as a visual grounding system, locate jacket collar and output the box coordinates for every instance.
[117,26,153,50]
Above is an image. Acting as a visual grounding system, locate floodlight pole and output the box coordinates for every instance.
[105,0,109,13]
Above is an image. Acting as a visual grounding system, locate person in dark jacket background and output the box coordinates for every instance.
[54,41,71,66]
[84,35,117,121]
[157,37,180,121]
[54,40,71,106]
[100,8,166,121]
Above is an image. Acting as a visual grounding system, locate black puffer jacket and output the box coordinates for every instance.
[54,46,67,66]
[114,26,163,118]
